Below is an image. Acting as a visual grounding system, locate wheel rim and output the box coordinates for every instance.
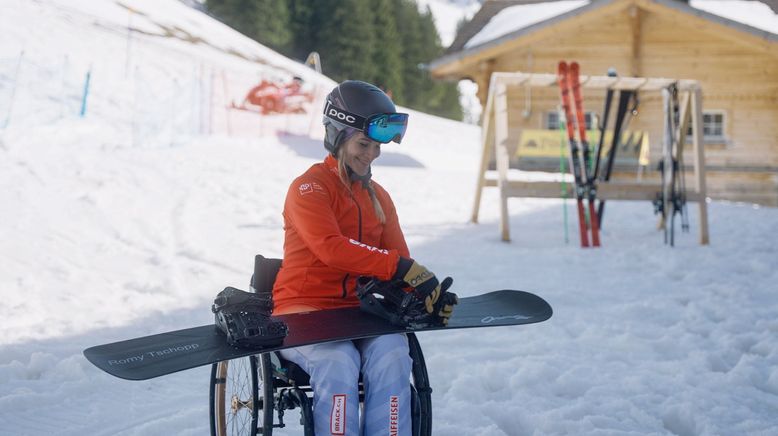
[213,357,259,436]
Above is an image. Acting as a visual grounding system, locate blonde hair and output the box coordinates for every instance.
[336,146,386,224]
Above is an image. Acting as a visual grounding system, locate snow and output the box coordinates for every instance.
[690,0,778,35]
[417,0,482,47]
[2,0,778,435]
[465,0,778,49]
[465,1,590,49]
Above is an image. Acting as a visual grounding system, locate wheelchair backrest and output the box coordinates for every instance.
[250,254,282,298]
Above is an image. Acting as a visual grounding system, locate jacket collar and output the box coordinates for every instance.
[323,154,372,189]
[324,154,339,174]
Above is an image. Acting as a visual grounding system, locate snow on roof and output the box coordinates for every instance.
[464,1,590,49]
[465,0,778,50]
[690,0,778,35]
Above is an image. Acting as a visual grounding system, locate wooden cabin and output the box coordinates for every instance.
[430,0,778,206]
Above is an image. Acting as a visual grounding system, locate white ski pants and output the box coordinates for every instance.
[279,334,412,436]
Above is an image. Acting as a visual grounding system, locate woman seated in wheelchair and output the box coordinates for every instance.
[272,80,455,435]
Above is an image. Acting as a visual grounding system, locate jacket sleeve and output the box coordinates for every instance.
[284,176,401,280]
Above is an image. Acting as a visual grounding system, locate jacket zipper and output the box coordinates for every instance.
[341,274,350,299]
[341,192,363,298]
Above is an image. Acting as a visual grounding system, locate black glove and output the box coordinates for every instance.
[394,258,458,325]
[434,277,458,324]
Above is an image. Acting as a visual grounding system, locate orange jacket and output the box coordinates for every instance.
[272,155,410,314]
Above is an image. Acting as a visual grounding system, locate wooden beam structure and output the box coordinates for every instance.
[472,71,710,245]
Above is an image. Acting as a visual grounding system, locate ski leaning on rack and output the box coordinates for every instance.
[655,83,689,246]
[592,68,617,207]
[598,85,638,228]
[84,289,553,381]
[557,61,600,247]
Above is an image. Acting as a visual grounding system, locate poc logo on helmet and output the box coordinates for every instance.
[328,108,356,124]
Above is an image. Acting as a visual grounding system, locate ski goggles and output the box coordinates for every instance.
[324,101,408,144]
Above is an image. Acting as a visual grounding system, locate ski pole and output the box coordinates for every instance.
[79,66,92,118]
[558,108,569,244]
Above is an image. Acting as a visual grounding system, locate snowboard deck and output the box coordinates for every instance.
[84,290,552,381]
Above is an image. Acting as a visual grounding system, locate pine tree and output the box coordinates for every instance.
[204,0,463,120]
[370,0,404,100]
[315,0,377,83]
[406,4,462,120]
[394,0,425,108]
[206,0,260,40]
[286,0,318,62]
[253,0,293,53]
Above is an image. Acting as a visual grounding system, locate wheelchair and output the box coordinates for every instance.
[209,255,433,435]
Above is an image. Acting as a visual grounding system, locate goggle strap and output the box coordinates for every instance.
[324,101,366,130]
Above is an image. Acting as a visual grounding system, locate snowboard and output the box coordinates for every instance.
[84,290,552,381]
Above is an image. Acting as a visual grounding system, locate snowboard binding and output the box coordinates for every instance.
[356,277,454,329]
[212,287,288,348]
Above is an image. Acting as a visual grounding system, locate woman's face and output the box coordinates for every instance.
[341,131,381,176]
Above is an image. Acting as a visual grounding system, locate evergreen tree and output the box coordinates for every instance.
[287,0,318,62]
[204,0,463,120]
[206,0,260,40]
[253,0,293,53]
[393,0,425,108]
[369,0,404,100]
[315,0,377,83]
[416,5,462,120]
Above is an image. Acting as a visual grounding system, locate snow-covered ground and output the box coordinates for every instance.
[1,1,777,435]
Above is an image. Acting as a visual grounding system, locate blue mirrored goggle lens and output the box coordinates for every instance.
[364,113,408,144]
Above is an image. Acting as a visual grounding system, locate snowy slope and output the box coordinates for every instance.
[1,1,778,435]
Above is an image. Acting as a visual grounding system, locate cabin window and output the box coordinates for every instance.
[546,111,561,130]
[687,110,726,143]
[546,111,595,130]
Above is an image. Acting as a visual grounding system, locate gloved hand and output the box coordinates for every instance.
[394,258,458,325]
[434,277,458,325]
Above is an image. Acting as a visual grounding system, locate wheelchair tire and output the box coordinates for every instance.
[210,354,274,436]
[408,333,432,436]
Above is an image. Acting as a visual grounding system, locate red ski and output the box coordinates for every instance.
[568,62,601,247]
[557,61,601,247]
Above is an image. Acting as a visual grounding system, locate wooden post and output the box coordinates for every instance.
[494,82,511,241]
[471,74,496,223]
[690,88,710,245]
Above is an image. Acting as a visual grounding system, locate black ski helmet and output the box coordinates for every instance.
[323,80,397,155]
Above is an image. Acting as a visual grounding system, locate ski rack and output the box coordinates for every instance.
[472,71,709,245]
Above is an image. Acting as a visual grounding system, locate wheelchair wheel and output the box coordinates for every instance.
[210,354,275,436]
[408,333,432,436]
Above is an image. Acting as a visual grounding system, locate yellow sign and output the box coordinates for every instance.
[516,129,649,166]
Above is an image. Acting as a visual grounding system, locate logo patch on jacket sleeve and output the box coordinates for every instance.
[298,181,326,196]
[348,239,389,254]
[298,183,313,196]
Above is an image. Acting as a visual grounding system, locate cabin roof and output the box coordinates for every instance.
[433,0,778,74]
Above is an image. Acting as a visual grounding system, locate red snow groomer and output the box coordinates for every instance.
[232,76,314,114]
